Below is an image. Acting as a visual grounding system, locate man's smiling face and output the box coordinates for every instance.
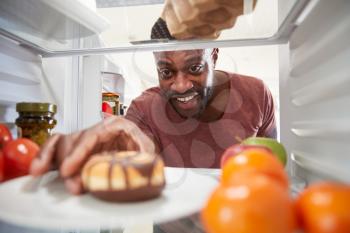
[154,49,217,118]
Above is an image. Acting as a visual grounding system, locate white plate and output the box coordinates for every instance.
[0,167,219,231]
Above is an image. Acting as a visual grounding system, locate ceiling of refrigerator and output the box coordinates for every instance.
[96,0,164,8]
[0,0,306,56]
[0,0,109,50]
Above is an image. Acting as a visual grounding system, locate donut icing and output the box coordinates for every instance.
[81,151,165,202]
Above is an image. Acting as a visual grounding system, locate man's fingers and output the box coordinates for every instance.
[122,121,155,154]
[56,131,83,167]
[126,138,140,151]
[64,175,83,195]
[127,125,155,154]
[57,116,155,181]
[104,116,155,154]
[30,134,62,176]
[60,131,98,178]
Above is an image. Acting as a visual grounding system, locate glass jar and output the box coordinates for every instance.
[102,92,120,115]
[15,102,57,146]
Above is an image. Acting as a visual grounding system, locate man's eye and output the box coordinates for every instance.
[189,64,204,74]
[159,69,173,79]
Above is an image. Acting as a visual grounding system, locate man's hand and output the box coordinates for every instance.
[162,0,248,39]
[30,116,155,195]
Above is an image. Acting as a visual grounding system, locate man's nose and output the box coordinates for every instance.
[170,72,193,93]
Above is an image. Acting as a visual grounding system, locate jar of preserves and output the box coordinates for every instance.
[15,102,57,146]
[102,92,120,115]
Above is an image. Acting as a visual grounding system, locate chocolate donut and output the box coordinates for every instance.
[81,151,166,202]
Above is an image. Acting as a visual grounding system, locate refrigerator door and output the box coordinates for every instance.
[279,0,350,183]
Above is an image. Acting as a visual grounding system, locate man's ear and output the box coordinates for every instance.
[212,48,219,67]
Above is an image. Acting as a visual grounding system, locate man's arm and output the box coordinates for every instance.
[264,126,277,139]
[125,100,161,154]
[256,82,277,139]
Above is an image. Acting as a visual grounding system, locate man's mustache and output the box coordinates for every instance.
[164,88,202,99]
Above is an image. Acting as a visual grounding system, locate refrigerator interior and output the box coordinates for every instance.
[0,0,349,209]
[0,0,350,232]
[0,36,77,134]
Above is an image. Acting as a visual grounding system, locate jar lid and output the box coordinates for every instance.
[16,102,57,113]
[103,92,119,97]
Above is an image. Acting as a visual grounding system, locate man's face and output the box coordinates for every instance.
[154,49,216,118]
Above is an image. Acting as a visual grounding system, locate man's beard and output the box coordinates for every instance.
[162,86,214,119]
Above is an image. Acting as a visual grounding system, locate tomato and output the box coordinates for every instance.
[0,150,4,182]
[0,123,13,149]
[296,182,350,233]
[102,102,113,114]
[3,138,39,179]
[201,173,296,233]
[221,148,289,190]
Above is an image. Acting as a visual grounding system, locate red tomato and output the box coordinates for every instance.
[0,123,13,148]
[3,138,39,179]
[0,150,4,182]
[102,102,113,114]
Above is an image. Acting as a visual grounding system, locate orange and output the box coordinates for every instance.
[221,148,289,190]
[296,182,350,233]
[201,173,296,233]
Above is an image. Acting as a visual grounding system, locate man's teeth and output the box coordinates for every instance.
[176,94,198,103]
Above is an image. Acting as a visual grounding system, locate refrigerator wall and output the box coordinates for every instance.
[279,0,350,183]
[0,0,115,134]
[80,36,126,129]
[0,35,79,134]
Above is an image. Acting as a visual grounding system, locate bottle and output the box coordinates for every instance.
[15,102,57,146]
[102,92,120,115]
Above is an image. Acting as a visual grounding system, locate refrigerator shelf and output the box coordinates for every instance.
[0,69,40,85]
[291,151,350,183]
[291,119,350,138]
[0,93,36,106]
[96,0,164,8]
[291,72,350,107]
[0,0,312,57]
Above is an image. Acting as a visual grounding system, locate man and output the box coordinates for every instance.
[30,19,276,195]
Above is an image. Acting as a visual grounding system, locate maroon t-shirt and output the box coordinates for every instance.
[125,72,276,168]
